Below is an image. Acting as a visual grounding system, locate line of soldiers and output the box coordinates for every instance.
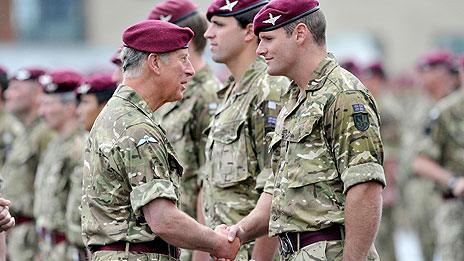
[0,0,463,261]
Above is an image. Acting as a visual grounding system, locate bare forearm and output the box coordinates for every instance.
[343,182,383,261]
[0,233,5,261]
[236,192,272,243]
[251,235,279,260]
[413,155,453,187]
[143,199,222,253]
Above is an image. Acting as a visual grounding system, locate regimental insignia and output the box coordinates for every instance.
[136,135,158,147]
[160,14,172,22]
[353,113,370,131]
[16,70,31,81]
[267,116,277,126]
[263,13,281,26]
[219,0,238,12]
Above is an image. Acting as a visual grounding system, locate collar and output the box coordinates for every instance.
[223,56,267,97]
[114,85,153,120]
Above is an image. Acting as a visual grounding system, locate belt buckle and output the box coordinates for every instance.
[279,232,295,257]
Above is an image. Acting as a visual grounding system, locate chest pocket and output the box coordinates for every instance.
[210,119,250,188]
[282,114,338,189]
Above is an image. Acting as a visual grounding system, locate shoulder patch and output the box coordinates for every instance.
[136,135,158,147]
[352,104,366,112]
[268,101,277,110]
[353,113,370,131]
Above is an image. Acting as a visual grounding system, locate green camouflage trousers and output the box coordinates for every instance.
[91,251,179,261]
[280,240,379,261]
[7,222,38,261]
[435,200,464,261]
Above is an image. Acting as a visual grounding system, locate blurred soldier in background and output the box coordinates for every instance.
[413,55,464,261]
[202,0,289,260]
[62,73,117,261]
[1,67,55,261]
[401,50,457,261]
[110,47,123,84]
[147,1,221,260]
[33,70,85,261]
[362,62,402,261]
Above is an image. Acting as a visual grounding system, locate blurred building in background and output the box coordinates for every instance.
[1,0,463,74]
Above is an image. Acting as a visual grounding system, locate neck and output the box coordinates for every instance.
[225,44,257,83]
[291,46,327,90]
[123,75,165,112]
[18,109,39,127]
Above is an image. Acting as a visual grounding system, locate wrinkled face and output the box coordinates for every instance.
[5,80,41,115]
[77,94,104,132]
[158,48,195,102]
[204,16,247,64]
[257,28,296,76]
[39,94,73,131]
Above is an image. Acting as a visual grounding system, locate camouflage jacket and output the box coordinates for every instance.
[0,109,24,186]
[160,66,220,180]
[203,57,289,227]
[1,118,54,217]
[418,91,464,177]
[265,54,386,236]
[33,127,85,234]
[81,85,183,246]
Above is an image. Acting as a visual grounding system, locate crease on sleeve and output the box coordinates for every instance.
[255,167,273,191]
[341,162,386,194]
[130,179,178,215]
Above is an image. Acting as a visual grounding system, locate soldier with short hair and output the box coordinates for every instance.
[223,1,386,260]
[33,70,86,261]
[2,67,55,261]
[81,20,239,261]
[202,0,290,260]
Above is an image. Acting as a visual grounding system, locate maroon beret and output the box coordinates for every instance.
[111,46,122,65]
[122,20,194,53]
[206,0,269,21]
[148,0,198,24]
[253,0,320,35]
[39,70,82,94]
[417,50,455,71]
[76,73,117,95]
[11,67,47,81]
[363,62,386,79]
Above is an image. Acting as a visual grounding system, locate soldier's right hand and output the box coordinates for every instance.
[211,225,240,260]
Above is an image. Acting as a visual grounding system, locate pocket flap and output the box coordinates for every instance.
[211,119,246,144]
[284,115,321,142]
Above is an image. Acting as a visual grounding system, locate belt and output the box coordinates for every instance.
[442,191,457,200]
[15,215,34,225]
[278,225,343,257]
[89,238,180,259]
[39,228,67,245]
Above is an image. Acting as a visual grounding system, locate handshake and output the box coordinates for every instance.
[0,197,15,232]
[211,224,244,260]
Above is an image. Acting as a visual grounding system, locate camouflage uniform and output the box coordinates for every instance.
[374,91,402,261]
[81,85,183,261]
[0,109,23,174]
[33,127,85,261]
[264,54,385,260]
[418,91,464,261]
[203,57,289,260]
[1,118,54,261]
[397,88,439,261]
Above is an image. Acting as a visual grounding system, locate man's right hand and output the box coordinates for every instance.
[212,225,240,260]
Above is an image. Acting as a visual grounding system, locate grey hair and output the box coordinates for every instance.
[282,10,326,46]
[120,47,149,78]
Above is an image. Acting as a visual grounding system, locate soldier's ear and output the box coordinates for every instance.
[243,23,255,43]
[147,53,162,75]
[294,23,309,45]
